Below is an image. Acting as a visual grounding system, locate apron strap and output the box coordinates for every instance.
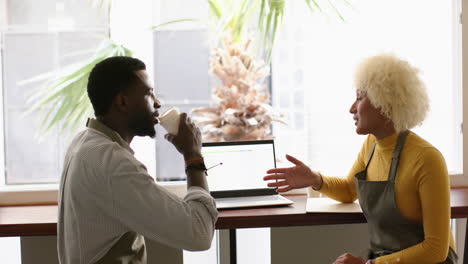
[365,143,377,169]
[388,130,409,182]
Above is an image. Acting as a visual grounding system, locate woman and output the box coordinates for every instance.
[264,54,458,264]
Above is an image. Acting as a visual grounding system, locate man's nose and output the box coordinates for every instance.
[153,95,161,109]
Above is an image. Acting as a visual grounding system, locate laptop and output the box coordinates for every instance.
[202,140,294,209]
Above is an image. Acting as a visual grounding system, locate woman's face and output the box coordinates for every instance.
[349,91,392,138]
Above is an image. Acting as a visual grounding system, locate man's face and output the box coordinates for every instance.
[126,70,161,138]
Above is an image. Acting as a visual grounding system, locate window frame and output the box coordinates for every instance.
[0,30,4,190]
[460,0,468,187]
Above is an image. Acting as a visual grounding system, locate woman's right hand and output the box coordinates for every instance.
[263,154,322,192]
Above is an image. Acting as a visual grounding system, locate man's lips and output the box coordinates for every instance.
[153,113,160,124]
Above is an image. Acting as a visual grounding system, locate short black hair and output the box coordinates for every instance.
[87,56,146,116]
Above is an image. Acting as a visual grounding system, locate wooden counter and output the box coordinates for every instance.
[2,188,468,237]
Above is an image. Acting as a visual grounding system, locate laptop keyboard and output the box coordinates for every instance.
[215,195,293,209]
[217,195,284,202]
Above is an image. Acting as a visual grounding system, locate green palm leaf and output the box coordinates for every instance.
[150,19,201,30]
[208,0,350,63]
[305,0,323,12]
[208,0,260,44]
[89,0,112,12]
[208,0,223,19]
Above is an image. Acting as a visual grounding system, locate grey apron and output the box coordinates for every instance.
[354,131,457,263]
[94,232,146,264]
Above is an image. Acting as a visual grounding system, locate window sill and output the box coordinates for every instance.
[0,185,58,206]
[450,173,468,187]
[0,181,193,206]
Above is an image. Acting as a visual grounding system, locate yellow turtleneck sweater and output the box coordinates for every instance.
[317,131,455,264]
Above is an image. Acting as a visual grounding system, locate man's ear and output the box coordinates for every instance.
[114,93,130,112]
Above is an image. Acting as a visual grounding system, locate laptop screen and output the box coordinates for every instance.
[201,140,276,193]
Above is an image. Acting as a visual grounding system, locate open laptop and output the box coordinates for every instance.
[202,140,294,209]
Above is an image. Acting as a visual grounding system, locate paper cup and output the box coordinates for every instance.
[159,107,181,135]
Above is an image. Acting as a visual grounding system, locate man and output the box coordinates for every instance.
[57,56,217,264]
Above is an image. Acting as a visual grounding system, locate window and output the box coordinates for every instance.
[1,0,108,185]
[272,0,462,178]
[0,0,211,186]
[152,28,212,181]
[0,1,464,185]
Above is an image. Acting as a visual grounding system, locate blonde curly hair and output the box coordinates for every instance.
[354,53,429,133]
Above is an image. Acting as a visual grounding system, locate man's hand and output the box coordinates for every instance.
[164,113,202,160]
[165,113,208,190]
[333,253,367,264]
[263,154,322,192]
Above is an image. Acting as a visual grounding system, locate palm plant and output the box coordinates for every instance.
[192,34,283,141]
[192,0,350,141]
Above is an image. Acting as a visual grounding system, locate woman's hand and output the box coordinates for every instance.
[263,154,322,192]
[333,253,367,264]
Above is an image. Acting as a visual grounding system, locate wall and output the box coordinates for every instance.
[272,224,370,264]
[21,236,183,264]
[20,224,370,264]
[20,221,466,264]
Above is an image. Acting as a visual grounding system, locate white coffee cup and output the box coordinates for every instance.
[159,107,181,135]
